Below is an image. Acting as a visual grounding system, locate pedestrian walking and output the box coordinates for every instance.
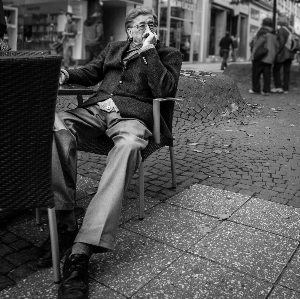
[231,35,238,62]
[271,18,297,94]
[219,32,234,70]
[249,17,278,96]
[37,7,182,299]
[83,6,104,64]
[62,9,78,69]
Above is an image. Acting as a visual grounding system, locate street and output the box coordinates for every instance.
[1,62,300,298]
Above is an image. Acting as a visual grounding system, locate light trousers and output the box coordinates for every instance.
[53,104,151,251]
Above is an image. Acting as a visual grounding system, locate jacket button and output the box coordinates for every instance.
[119,80,123,84]
[111,93,113,96]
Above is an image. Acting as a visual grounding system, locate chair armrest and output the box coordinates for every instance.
[153,97,183,144]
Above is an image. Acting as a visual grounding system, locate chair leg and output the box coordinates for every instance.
[35,208,41,225]
[169,146,177,189]
[47,207,61,283]
[139,161,145,220]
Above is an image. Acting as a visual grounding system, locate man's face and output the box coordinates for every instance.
[66,14,72,22]
[127,14,156,45]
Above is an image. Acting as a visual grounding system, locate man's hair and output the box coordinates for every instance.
[278,16,289,27]
[125,7,158,32]
[262,17,273,27]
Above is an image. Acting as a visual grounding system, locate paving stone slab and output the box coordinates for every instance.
[77,191,160,224]
[190,221,298,283]
[89,280,126,299]
[268,286,300,298]
[278,248,300,292]
[122,203,220,250]
[0,268,58,298]
[0,268,123,299]
[77,174,99,200]
[132,253,271,299]
[8,219,50,248]
[168,184,249,218]
[89,228,182,297]
[231,197,300,240]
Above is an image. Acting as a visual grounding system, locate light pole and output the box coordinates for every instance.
[272,0,277,29]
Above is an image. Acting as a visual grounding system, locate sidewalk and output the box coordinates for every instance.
[1,63,300,298]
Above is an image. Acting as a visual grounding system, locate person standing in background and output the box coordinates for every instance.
[231,35,238,62]
[219,32,234,70]
[249,17,278,96]
[272,18,295,94]
[62,11,78,69]
[83,7,104,64]
[0,0,11,51]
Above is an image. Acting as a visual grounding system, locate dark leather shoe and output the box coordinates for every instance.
[58,254,89,299]
[37,223,78,267]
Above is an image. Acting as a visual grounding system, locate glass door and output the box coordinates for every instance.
[158,0,202,62]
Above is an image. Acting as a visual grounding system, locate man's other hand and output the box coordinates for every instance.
[59,70,68,85]
[142,25,157,47]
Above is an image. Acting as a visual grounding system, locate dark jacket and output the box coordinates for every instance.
[219,36,234,50]
[83,15,104,47]
[251,26,278,63]
[66,40,182,137]
[276,26,294,63]
[63,20,77,44]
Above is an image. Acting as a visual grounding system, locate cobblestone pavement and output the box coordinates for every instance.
[1,63,300,298]
[75,81,300,208]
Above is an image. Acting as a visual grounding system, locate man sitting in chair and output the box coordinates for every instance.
[38,6,182,299]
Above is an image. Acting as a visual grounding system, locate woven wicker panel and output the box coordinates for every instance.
[0,52,62,211]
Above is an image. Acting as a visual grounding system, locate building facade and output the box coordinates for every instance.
[3,0,300,62]
[3,0,89,58]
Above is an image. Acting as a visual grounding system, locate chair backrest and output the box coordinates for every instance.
[0,51,62,211]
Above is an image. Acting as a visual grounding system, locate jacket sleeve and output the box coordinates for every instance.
[95,23,103,42]
[277,28,287,53]
[252,35,266,53]
[139,46,182,98]
[72,23,77,37]
[66,43,110,86]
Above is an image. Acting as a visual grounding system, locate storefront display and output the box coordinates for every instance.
[3,0,87,59]
[158,0,203,62]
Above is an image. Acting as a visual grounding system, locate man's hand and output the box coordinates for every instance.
[59,70,68,85]
[142,25,157,47]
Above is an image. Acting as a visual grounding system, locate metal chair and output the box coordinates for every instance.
[0,51,62,283]
[73,94,182,219]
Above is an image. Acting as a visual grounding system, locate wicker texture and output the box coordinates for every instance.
[0,51,62,211]
[77,101,175,161]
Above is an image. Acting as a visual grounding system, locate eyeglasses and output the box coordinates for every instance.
[131,22,156,32]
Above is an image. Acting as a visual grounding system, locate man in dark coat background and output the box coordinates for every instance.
[83,7,104,64]
[271,17,295,94]
[250,17,278,96]
[219,31,234,70]
[37,6,182,299]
